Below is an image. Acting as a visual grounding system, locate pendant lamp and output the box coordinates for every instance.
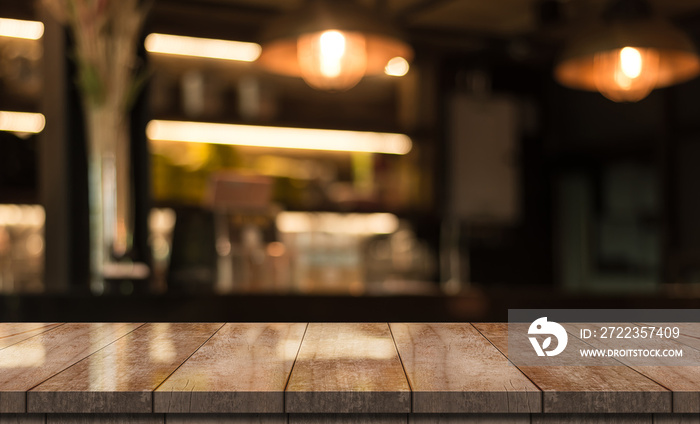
[554,0,700,102]
[257,0,413,92]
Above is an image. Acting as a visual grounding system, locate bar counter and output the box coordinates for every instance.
[0,323,698,423]
[4,288,700,322]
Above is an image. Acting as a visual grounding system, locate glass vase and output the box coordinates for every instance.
[85,104,145,294]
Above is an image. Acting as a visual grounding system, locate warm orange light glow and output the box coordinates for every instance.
[144,33,261,62]
[0,18,43,40]
[297,30,367,91]
[146,120,412,155]
[0,204,45,227]
[385,56,409,76]
[593,47,660,102]
[267,241,286,258]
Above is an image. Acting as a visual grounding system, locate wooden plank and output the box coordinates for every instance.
[154,323,307,413]
[0,324,63,350]
[565,323,700,413]
[285,323,410,414]
[676,329,700,351]
[670,324,700,413]
[391,323,540,413]
[0,323,143,413]
[473,323,510,355]
[675,323,700,339]
[0,415,45,424]
[653,414,700,424]
[289,414,406,424]
[409,414,530,423]
[474,323,671,414]
[46,415,163,424]
[28,323,223,413]
[165,414,287,424]
[531,414,652,423]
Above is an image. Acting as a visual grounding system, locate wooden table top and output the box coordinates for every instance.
[0,322,696,415]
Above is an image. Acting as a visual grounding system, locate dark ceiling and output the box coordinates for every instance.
[5,0,700,39]
[143,0,700,67]
[173,0,700,36]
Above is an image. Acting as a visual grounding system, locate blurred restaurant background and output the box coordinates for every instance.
[1,0,700,321]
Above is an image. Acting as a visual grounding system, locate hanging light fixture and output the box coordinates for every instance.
[554,0,700,102]
[257,0,413,92]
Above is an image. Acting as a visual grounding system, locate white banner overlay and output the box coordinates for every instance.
[507,310,700,366]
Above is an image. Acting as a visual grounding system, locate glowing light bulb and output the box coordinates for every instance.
[319,30,345,77]
[297,29,367,91]
[620,47,643,78]
[593,46,660,102]
[385,57,409,77]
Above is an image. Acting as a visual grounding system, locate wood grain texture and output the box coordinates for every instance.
[46,414,163,424]
[0,415,45,424]
[391,323,540,413]
[155,323,307,414]
[653,414,700,424]
[565,323,700,413]
[0,323,143,413]
[675,323,700,339]
[28,323,223,414]
[473,323,510,355]
[531,414,652,423]
[408,414,530,423]
[288,414,407,424]
[165,414,287,424]
[285,323,411,414]
[666,324,700,413]
[474,323,671,414]
[0,324,63,350]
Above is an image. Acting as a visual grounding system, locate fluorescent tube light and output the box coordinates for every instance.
[146,120,412,155]
[0,111,45,134]
[144,33,261,62]
[0,18,44,40]
[277,212,400,235]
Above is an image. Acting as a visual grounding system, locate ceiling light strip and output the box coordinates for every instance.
[0,18,44,40]
[0,111,45,134]
[277,211,400,235]
[146,120,412,155]
[144,33,261,62]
